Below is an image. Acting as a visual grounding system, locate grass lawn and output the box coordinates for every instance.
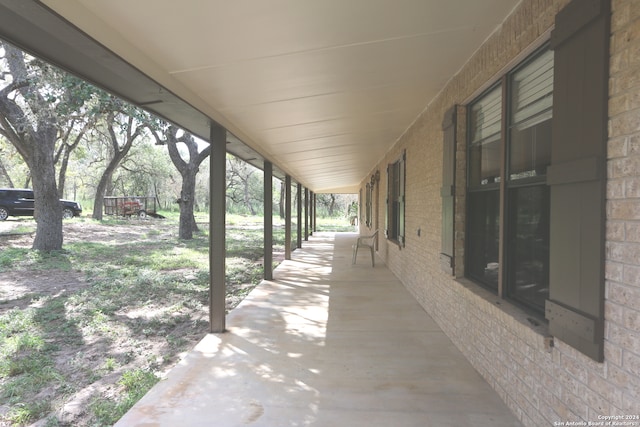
[0,213,353,426]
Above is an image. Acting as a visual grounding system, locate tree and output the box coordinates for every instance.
[226,155,262,215]
[0,41,109,249]
[0,136,31,189]
[92,102,151,220]
[0,157,12,187]
[278,180,285,219]
[151,125,210,239]
[315,193,356,218]
[0,42,64,250]
[0,137,16,187]
[54,116,95,199]
[316,193,335,217]
[111,142,175,201]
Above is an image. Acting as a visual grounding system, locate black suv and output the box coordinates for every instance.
[0,188,82,220]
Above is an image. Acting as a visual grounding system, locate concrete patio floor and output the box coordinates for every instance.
[115,232,522,427]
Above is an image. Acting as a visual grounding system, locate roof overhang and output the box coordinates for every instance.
[0,0,521,192]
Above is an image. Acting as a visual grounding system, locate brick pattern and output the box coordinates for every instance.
[606,0,640,416]
[357,0,640,425]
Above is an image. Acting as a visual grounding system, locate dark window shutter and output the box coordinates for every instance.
[545,0,610,362]
[399,150,406,246]
[441,106,456,274]
[385,165,390,238]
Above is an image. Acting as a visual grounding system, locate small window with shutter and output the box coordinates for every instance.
[386,151,406,246]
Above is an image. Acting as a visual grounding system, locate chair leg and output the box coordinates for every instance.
[352,245,358,264]
[369,246,375,267]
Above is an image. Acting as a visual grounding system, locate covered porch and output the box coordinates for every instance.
[2,1,634,424]
[115,233,521,427]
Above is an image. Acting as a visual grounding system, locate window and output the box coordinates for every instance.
[386,151,405,246]
[466,47,553,314]
[459,0,609,361]
[467,85,502,291]
[365,182,372,228]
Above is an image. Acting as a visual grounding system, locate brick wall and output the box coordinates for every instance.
[606,0,640,414]
[358,0,640,425]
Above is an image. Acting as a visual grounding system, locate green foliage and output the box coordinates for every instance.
[0,306,63,426]
[5,400,51,426]
[0,247,72,272]
[89,369,159,426]
[315,216,358,232]
[0,222,211,425]
[0,309,48,378]
[226,155,264,215]
[102,358,119,372]
[119,369,159,395]
[0,136,30,188]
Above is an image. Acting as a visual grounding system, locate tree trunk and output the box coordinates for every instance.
[92,113,139,219]
[0,159,14,187]
[57,146,71,199]
[279,181,285,219]
[328,194,336,217]
[178,167,199,239]
[161,127,210,240]
[93,164,117,220]
[0,43,63,251]
[243,174,256,215]
[56,130,86,199]
[31,131,63,250]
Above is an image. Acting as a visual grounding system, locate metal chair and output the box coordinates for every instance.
[352,230,378,266]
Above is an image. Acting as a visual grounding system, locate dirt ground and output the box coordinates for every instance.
[0,219,252,426]
[0,220,175,309]
[0,220,194,314]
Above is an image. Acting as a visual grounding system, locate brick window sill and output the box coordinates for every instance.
[453,277,551,341]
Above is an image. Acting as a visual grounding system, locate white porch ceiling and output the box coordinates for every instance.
[40,0,521,192]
